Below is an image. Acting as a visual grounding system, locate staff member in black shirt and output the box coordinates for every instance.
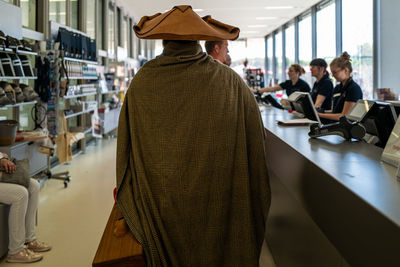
[253,64,311,96]
[318,52,363,121]
[309,58,333,111]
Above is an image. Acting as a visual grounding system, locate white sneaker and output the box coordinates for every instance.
[6,248,43,263]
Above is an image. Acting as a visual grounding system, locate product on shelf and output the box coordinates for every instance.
[20,39,35,52]
[0,53,15,76]
[57,27,97,61]
[19,84,39,102]
[0,87,9,106]
[245,68,264,90]
[10,83,24,103]
[0,81,16,105]
[19,55,34,76]
[5,36,23,50]
[0,60,3,76]
[80,84,96,94]
[0,31,6,49]
[9,54,24,76]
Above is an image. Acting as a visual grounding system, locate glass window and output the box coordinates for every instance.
[267,36,273,85]
[227,38,265,82]
[130,18,135,57]
[70,0,79,29]
[343,0,373,99]
[97,0,103,49]
[21,0,36,31]
[49,0,66,25]
[298,14,313,86]
[86,0,95,39]
[285,24,295,79]
[275,31,283,83]
[155,40,163,57]
[122,18,128,49]
[316,2,336,62]
[108,6,115,57]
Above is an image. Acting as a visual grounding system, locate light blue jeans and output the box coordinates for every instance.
[0,179,40,254]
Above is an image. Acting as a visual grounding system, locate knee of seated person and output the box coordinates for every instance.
[11,185,29,203]
[29,178,40,193]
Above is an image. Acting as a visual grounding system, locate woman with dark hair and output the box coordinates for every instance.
[318,52,363,121]
[253,64,311,96]
[309,58,333,111]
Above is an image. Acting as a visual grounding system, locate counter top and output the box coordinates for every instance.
[263,105,400,266]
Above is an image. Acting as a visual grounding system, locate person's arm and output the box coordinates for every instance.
[252,84,282,93]
[0,154,16,174]
[318,101,356,121]
[314,95,326,109]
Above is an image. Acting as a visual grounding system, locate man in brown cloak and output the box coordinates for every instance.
[116,5,271,267]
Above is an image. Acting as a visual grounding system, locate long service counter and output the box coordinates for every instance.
[261,106,400,267]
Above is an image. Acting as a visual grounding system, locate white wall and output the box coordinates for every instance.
[0,1,22,39]
[378,0,400,93]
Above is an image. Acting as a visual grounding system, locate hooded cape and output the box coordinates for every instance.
[116,41,270,267]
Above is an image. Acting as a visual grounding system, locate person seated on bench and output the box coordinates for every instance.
[0,152,51,263]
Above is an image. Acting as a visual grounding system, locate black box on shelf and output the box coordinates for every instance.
[72,32,82,59]
[57,27,72,57]
[81,35,90,60]
[0,61,4,76]
[89,39,96,61]
[0,53,15,76]
[8,54,24,77]
[19,55,34,77]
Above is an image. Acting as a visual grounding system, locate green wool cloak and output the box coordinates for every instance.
[116,41,270,267]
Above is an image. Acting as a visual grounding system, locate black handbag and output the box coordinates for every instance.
[0,158,30,188]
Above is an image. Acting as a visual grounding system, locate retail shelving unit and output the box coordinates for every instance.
[0,47,47,176]
[59,56,99,152]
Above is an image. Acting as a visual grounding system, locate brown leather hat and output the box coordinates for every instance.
[133,5,240,41]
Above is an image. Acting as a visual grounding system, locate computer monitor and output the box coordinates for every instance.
[263,94,284,109]
[387,101,400,118]
[287,92,321,125]
[348,100,397,148]
[346,100,374,122]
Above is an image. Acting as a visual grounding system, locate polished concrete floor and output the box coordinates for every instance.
[1,138,276,266]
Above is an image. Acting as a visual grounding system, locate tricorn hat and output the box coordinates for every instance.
[133,5,240,41]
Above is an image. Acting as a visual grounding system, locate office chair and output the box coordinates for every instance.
[39,145,71,188]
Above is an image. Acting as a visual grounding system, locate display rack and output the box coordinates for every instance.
[0,76,37,79]
[64,92,97,99]
[67,76,98,80]
[0,44,47,177]
[0,47,38,56]
[64,108,96,119]
[63,56,98,65]
[0,100,37,110]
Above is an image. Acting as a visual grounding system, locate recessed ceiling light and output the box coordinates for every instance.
[242,31,259,34]
[265,6,294,10]
[248,25,268,28]
[256,17,277,20]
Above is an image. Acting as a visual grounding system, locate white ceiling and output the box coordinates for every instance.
[118,0,322,39]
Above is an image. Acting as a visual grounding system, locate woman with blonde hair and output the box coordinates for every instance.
[318,52,363,121]
[253,64,311,97]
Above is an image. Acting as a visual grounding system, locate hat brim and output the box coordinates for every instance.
[133,5,240,41]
